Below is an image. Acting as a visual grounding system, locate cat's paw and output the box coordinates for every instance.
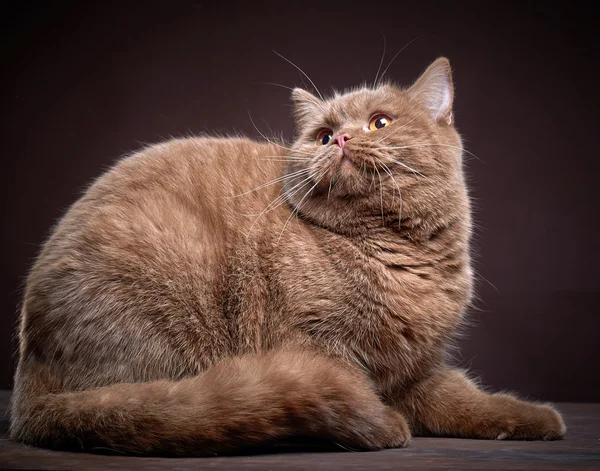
[384,408,412,448]
[492,396,566,441]
[341,406,411,451]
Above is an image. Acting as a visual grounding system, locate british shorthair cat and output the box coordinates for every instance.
[10,57,565,455]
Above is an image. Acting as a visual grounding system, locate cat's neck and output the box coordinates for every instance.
[295,199,470,253]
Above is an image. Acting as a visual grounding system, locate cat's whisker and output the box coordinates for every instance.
[369,171,376,192]
[258,82,296,92]
[374,152,423,177]
[259,158,311,163]
[380,143,481,162]
[276,193,308,243]
[394,159,423,177]
[327,174,334,203]
[245,174,314,237]
[247,111,313,156]
[259,156,312,162]
[262,158,312,160]
[245,188,298,232]
[273,50,325,102]
[373,34,387,89]
[374,165,385,224]
[231,168,311,198]
[278,174,317,210]
[373,156,404,228]
[277,174,324,243]
[373,144,424,176]
[376,111,424,144]
[377,37,420,86]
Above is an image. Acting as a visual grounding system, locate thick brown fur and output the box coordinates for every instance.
[11,58,565,455]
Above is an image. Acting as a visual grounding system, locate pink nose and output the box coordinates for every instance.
[333,133,351,148]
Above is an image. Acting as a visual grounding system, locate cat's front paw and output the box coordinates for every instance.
[493,396,566,441]
[342,406,411,450]
[384,408,412,448]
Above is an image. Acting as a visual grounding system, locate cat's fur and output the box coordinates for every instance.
[10,58,565,455]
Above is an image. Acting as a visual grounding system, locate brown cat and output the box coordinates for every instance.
[10,58,565,455]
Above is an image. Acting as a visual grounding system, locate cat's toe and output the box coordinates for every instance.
[540,406,566,440]
[383,409,412,448]
[517,403,566,440]
[496,399,566,440]
[348,407,411,450]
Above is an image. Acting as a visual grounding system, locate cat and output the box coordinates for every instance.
[10,57,565,455]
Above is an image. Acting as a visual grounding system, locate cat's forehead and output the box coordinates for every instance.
[319,86,402,126]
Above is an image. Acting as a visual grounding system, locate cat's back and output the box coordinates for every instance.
[86,136,283,216]
[42,135,283,258]
[30,135,285,293]
[18,136,286,388]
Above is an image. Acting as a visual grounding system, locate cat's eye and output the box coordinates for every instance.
[316,129,333,146]
[368,114,393,131]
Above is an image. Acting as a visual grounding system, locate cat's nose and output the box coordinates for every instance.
[333,133,351,148]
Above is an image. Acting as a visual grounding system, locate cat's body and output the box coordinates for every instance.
[10,59,565,455]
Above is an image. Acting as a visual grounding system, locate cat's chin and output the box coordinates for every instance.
[340,155,355,168]
[314,162,361,197]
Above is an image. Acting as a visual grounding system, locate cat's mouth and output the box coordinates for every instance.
[310,146,384,196]
[337,149,377,174]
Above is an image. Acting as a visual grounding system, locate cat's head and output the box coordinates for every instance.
[284,57,470,238]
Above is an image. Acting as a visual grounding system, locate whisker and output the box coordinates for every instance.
[374,149,423,176]
[230,168,310,198]
[373,34,387,88]
[258,82,296,92]
[380,143,481,162]
[377,37,420,86]
[376,111,425,144]
[258,154,314,163]
[374,165,385,224]
[261,180,310,218]
[272,50,324,101]
[247,111,313,155]
[259,157,312,162]
[261,158,312,160]
[374,156,404,228]
[277,175,323,242]
[245,174,313,236]
[394,159,423,177]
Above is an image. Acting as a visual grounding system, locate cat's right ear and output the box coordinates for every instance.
[407,57,454,125]
[291,88,322,125]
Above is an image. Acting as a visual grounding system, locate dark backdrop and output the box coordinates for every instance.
[2,1,598,401]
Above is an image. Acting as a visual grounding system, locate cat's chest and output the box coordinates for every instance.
[269,232,468,388]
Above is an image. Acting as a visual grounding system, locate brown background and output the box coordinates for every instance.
[1,1,598,401]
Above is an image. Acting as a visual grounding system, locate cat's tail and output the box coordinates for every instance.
[10,349,409,455]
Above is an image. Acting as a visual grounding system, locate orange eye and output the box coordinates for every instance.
[316,129,333,146]
[369,114,393,131]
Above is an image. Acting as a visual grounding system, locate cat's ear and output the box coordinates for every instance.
[407,57,454,125]
[291,88,322,124]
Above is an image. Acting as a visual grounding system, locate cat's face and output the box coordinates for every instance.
[284,58,469,236]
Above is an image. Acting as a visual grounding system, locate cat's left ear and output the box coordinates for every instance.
[407,57,454,125]
[291,88,322,125]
